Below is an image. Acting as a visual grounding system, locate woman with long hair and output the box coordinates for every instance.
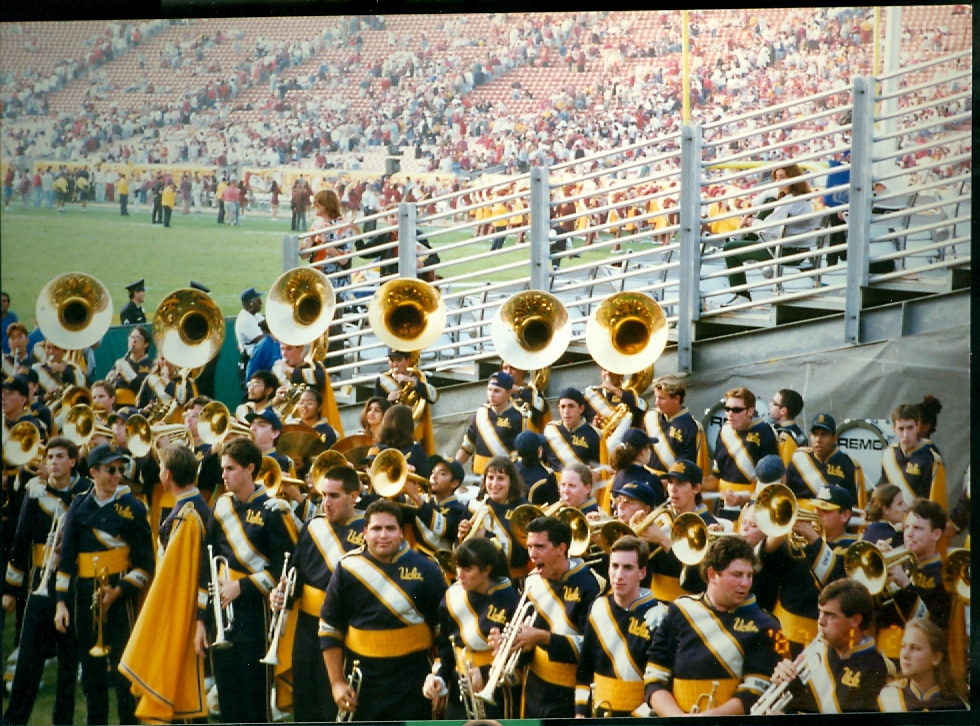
[878,618,967,712]
[861,484,906,548]
[423,538,519,719]
[374,403,430,479]
[357,396,390,443]
[457,456,530,580]
[609,428,667,509]
[722,163,822,304]
[290,386,338,450]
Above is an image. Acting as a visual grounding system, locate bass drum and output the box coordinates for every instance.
[701,391,766,458]
[836,419,894,494]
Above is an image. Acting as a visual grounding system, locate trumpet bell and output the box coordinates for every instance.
[35,273,113,350]
[64,404,96,447]
[509,503,545,548]
[153,288,225,369]
[368,279,447,352]
[584,292,667,375]
[556,507,591,558]
[266,267,336,346]
[330,433,376,465]
[124,414,153,458]
[3,421,43,467]
[491,290,571,371]
[671,512,711,566]
[595,519,635,553]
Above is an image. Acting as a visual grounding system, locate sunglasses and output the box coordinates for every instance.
[724,406,747,414]
[104,465,122,475]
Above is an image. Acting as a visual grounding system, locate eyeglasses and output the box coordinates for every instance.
[770,400,783,408]
[724,406,747,414]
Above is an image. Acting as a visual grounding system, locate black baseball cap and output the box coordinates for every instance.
[663,459,702,486]
[87,443,130,469]
[2,376,29,397]
[427,454,465,484]
[240,287,262,304]
[810,413,837,434]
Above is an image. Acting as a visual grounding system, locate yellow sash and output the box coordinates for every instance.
[475,407,510,459]
[346,623,432,658]
[881,448,916,505]
[719,425,757,482]
[593,673,646,712]
[774,599,818,645]
[299,584,326,617]
[530,645,577,686]
[673,678,738,713]
[590,596,642,680]
[792,449,828,496]
[78,547,131,577]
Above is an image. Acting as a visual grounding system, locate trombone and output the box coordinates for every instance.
[33,512,65,597]
[753,483,825,557]
[261,554,297,666]
[89,559,110,657]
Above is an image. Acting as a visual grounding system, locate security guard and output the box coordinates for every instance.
[786,414,867,509]
[270,465,365,722]
[194,437,293,724]
[425,538,519,719]
[119,280,147,326]
[541,388,609,506]
[770,578,892,713]
[509,516,603,718]
[3,438,90,726]
[880,403,946,509]
[575,536,660,718]
[54,443,154,726]
[644,536,781,716]
[456,371,524,475]
[320,499,446,721]
[643,375,710,476]
[106,326,153,408]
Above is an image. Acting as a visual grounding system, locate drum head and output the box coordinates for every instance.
[836,419,892,495]
[701,391,765,458]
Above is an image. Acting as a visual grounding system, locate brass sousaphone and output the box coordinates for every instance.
[35,272,114,351]
[490,290,571,372]
[152,287,226,370]
[584,291,667,375]
[368,278,446,352]
[265,267,336,346]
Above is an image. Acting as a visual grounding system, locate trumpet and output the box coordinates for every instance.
[753,483,825,558]
[629,502,676,536]
[590,684,613,718]
[261,554,297,666]
[33,511,65,597]
[843,541,918,597]
[89,560,110,657]
[208,545,234,649]
[125,414,193,460]
[690,680,719,714]
[751,633,826,715]
[368,448,430,501]
[450,635,486,720]
[477,571,539,704]
[198,401,254,450]
[460,497,492,544]
[588,515,635,554]
[335,659,362,722]
[670,512,738,566]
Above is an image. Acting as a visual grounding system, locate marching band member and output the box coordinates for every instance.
[513,431,558,505]
[270,341,343,436]
[609,428,667,508]
[643,375,709,476]
[320,499,447,721]
[643,460,716,602]
[2,322,31,381]
[500,362,549,433]
[769,579,892,713]
[768,388,807,463]
[235,370,278,422]
[373,404,431,479]
[881,403,947,510]
[913,395,944,457]
[374,349,438,454]
[584,368,648,446]
[644,535,781,716]
[19,369,54,438]
[878,617,968,712]
[119,443,209,722]
[455,371,524,475]
[104,407,148,496]
[3,438,90,726]
[425,538,519,719]
[458,456,531,580]
[508,516,603,718]
[559,462,602,516]
[356,396,389,442]
[861,484,907,549]
[271,465,365,722]
[105,327,152,407]
[181,395,223,501]
[194,437,293,724]
[289,386,338,450]
[811,485,859,553]
[54,443,154,726]
[89,379,116,420]
[401,454,467,553]
[575,536,660,718]
[611,481,660,535]
[785,414,867,509]
[706,387,779,513]
[137,355,197,414]
[246,408,294,476]
[32,340,85,403]
[875,498,951,663]
[541,387,609,509]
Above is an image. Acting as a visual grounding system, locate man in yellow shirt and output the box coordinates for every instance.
[161,183,176,228]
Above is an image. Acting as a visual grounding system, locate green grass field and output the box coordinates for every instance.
[1,201,645,327]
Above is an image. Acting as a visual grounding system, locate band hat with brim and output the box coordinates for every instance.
[106,406,138,425]
[755,454,785,485]
[2,376,29,397]
[810,413,837,434]
[87,443,130,469]
[621,427,658,448]
[189,280,211,293]
[240,287,262,304]
[125,279,145,293]
[488,371,514,390]
[611,481,660,509]
[246,408,282,431]
[557,387,586,406]
[663,459,702,485]
[386,349,412,359]
[811,484,854,511]
[427,454,465,484]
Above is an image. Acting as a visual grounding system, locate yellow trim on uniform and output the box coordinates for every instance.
[33,543,48,567]
[774,600,818,645]
[346,623,432,658]
[877,624,904,659]
[299,585,326,617]
[530,646,577,687]
[593,674,645,712]
[673,678,739,713]
[718,479,754,494]
[649,573,686,603]
[469,648,494,667]
[78,547,131,577]
[472,454,491,476]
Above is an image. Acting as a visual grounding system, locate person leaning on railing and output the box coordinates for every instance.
[721,164,821,305]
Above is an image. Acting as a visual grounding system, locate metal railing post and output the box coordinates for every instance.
[677,124,703,374]
[529,166,551,290]
[282,234,299,272]
[398,202,417,278]
[845,76,874,345]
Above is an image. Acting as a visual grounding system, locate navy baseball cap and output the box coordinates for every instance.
[621,427,658,448]
[812,484,855,511]
[514,430,544,457]
[2,376,29,397]
[427,454,465,484]
[755,455,785,485]
[106,406,138,425]
[810,413,837,434]
[240,287,262,304]
[87,443,130,469]
[612,481,660,508]
[663,459,702,486]
[557,387,586,406]
[246,408,282,431]
[488,371,514,390]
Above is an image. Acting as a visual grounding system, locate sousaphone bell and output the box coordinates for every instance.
[491,290,571,371]
[265,267,336,346]
[368,279,446,352]
[584,291,667,375]
[152,288,225,370]
[35,272,113,350]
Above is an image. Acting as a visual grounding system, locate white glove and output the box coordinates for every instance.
[422,673,448,699]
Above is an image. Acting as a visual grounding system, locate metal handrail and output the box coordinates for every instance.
[872,111,973,144]
[873,152,971,183]
[876,70,973,102]
[871,131,973,165]
[873,89,972,123]
[876,48,972,82]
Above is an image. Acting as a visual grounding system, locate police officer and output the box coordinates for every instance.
[54,443,154,726]
[119,280,147,326]
[320,499,446,721]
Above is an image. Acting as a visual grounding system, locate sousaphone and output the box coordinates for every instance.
[35,273,113,350]
[153,288,225,369]
[265,267,336,346]
[584,291,667,375]
[368,278,446,352]
[491,290,571,371]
